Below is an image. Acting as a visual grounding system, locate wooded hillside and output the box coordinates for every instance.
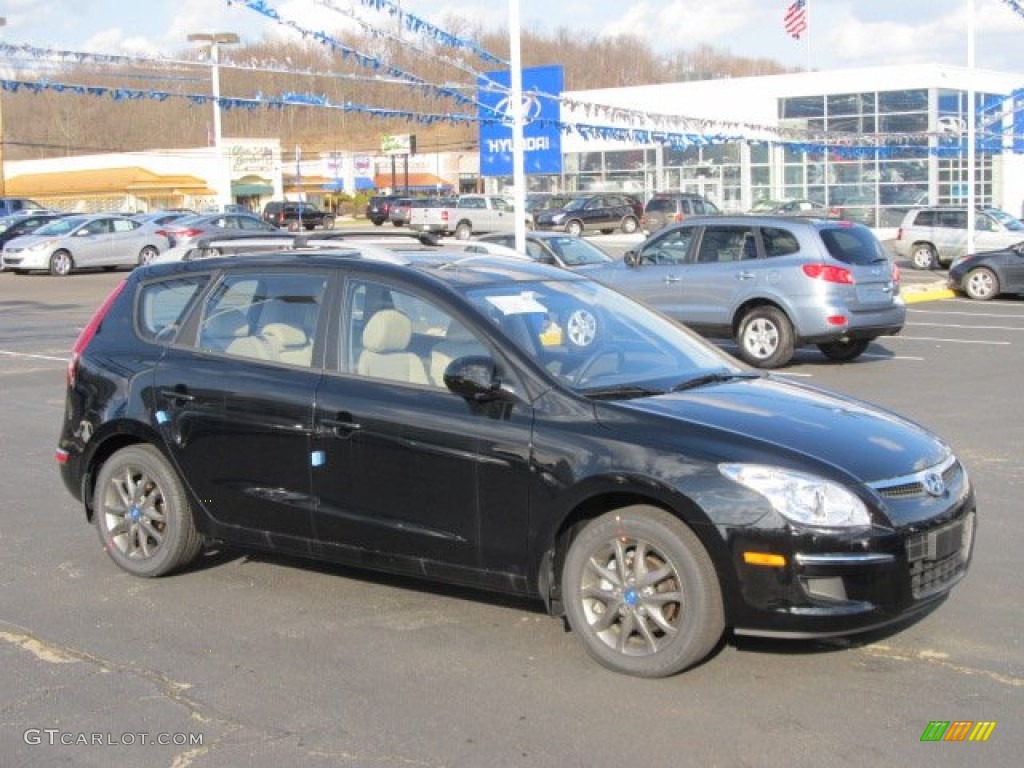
[2,20,792,161]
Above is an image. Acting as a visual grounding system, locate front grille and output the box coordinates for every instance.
[874,457,962,499]
[905,513,974,598]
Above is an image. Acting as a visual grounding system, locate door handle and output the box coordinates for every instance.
[735,271,755,280]
[159,388,194,402]
[663,275,682,284]
[317,417,361,436]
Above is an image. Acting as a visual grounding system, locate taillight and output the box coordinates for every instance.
[802,263,854,284]
[441,210,449,223]
[896,227,904,241]
[673,213,683,222]
[67,279,127,388]
[892,263,901,282]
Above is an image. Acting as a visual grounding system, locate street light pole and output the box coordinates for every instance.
[188,32,239,212]
[0,16,8,197]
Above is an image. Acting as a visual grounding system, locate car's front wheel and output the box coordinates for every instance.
[736,306,795,368]
[49,250,73,276]
[93,445,203,577]
[911,243,938,270]
[565,219,584,237]
[562,505,724,677]
[963,267,1000,300]
[455,222,473,240]
[817,338,870,362]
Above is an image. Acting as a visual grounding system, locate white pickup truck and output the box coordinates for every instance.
[408,194,522,239]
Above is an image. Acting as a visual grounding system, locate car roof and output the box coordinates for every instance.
[664,213,864,230]
[142,244,575,289]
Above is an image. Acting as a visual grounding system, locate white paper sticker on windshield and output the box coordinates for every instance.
[486,294,547,315]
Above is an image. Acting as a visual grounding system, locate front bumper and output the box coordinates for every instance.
[725,460,975,638]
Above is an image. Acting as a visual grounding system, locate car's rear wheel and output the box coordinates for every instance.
[138,245,159,265]
[49,250,73,277]
[911,243,938,270]
[964,267,1000,300]
[736,306,794,368]
[562,505,724,677]
[566,220,584,237]
[93,445,203,577]
[621,216,639,234]
[818,338,870,362]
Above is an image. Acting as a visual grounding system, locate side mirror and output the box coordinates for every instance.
[443,355,509,402]
[623,250,640,267]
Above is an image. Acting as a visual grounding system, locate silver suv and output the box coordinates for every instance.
[580,215,904,368]
[893,207,1024,269]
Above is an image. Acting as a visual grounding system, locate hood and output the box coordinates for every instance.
[604,376,949,484]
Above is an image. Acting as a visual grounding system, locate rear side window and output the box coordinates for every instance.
[137,276,209,342]
[645,198,674,214]
[761,227,801,258]
[819,227,884,266]
[198,273,328,367]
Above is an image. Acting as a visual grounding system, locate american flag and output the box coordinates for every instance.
[784,0,808,40]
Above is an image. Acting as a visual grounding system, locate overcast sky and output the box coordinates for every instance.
[2,0,1023,73]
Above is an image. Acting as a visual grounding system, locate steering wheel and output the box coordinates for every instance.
[570,347,625,386]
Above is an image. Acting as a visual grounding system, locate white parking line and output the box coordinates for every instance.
[894,336,1010,345]
[0,350,68,362]
[910,322,1024,331]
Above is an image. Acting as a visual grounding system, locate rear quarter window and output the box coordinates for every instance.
[137,276,209,342]
[818,227,885,266]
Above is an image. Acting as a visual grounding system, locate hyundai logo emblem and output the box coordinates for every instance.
[923,472,945,497]
[493,93,544,126]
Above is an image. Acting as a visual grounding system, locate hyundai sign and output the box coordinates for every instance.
[478,65,563,176]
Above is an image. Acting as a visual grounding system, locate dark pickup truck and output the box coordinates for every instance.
[262,201,335,231]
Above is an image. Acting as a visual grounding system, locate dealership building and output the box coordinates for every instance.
[5,63,1023,227]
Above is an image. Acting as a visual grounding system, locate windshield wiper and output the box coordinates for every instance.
[671,372,760,392]
[582,385,665,400]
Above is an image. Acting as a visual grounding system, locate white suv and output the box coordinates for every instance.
[893,207,1024,269]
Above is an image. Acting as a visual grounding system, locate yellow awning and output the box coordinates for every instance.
[4,167,212,197]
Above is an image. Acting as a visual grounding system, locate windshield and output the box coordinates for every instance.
[542,235,613,266]
[34,217,87,236]
[462,277,739,394]
[986,209,1024,231]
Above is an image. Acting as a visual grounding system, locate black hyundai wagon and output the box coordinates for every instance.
[56,246,975,677]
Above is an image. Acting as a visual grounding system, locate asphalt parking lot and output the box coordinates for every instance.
[0,266,1020,768]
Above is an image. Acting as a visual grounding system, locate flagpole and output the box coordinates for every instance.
[805,0,812,71]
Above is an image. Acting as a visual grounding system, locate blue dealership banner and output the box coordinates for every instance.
[478,65,563,176]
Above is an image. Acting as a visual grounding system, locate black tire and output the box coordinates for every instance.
[93,445,203,577]
[566,220,584,237]
[963,267,1000,300]
[600,228,614,235]
[621,216,639,234]
[562,505,724,677]
[911,243,937,270]
[818,338,870,362]
[372,220,383,227]
[49,250,73,277]
[455,221,473,240]
[138,245,159,266]
[735,306,795,368]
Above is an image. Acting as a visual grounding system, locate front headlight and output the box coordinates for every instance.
[551,213,566,223]
[27,238,57,252]
[719,464,871,528]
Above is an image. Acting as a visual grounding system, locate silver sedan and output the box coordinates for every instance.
[1,214,168,276]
